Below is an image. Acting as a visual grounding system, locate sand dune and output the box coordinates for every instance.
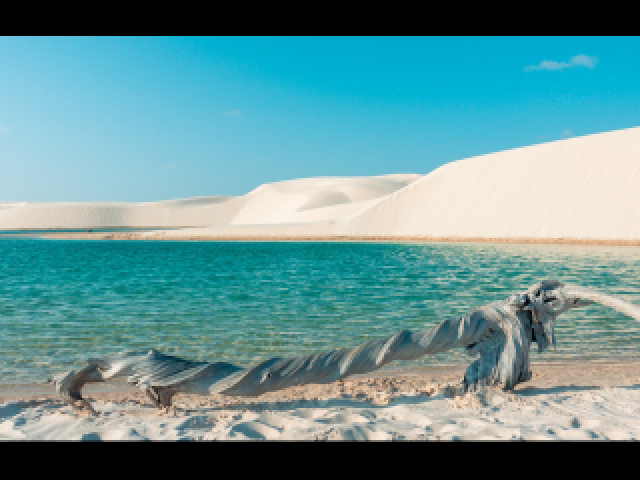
[3,127,640,242]
[142,126,640,242]
[344,126,640,240]
[0,196,249,230]
[228,174,420,226]
[0,175,419,231]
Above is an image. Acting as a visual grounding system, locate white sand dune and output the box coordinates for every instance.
[0,196,249,230]
[139,126,640,242]
[230,175,420,226]
[344,126,640,240]
[3,126,640,242]
[0,175,419,231]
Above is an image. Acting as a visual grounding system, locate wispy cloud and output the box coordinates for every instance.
[223,109,242,117]
[525,54,598,72]
[166,163,178,169]
[561,129,574,138]
[0,126,9,133]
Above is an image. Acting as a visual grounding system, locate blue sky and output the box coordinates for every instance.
[1,36,639,202]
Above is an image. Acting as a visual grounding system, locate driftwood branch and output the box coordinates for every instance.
[51,280,640,411]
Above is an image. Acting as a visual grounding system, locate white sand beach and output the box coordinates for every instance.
[1,361,639,440]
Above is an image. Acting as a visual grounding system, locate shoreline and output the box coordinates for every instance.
[3,358,638,403]
[31,231,640,247]
[3,359,639,440]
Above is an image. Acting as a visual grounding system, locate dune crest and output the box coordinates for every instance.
[229,175,420,226]
[3,126,640,242]
[0,174,420,231]
[343,127,640,241]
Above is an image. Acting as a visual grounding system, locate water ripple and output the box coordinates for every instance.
[1,239,640,383]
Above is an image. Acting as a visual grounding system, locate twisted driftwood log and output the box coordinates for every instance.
[51,280,640,411]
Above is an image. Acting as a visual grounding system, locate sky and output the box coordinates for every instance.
[1,36,639,202]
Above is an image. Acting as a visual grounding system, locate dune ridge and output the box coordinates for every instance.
[343,126,640,240]
[3,126,640,242]
[0,174,420,231]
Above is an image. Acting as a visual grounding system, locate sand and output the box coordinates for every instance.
[0,174,420,231]
[2,361,639,440]
[5,126,640,244]
[39,232,640,247]
[344,126,640,240]
[3,128,640,439]
[0,196,248,230]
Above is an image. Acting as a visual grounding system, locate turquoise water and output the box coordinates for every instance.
[1,238,640,384]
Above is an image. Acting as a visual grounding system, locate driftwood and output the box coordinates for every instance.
[51,280,640,412]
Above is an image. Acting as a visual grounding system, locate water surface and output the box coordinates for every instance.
[1,239,639,384]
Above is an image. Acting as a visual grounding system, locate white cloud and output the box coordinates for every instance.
[166,163,178,169]
[223,109,242,117]
[570,54,598,68]
[525,55,598,72]
[0,126,9,133]
[562,129,574,138]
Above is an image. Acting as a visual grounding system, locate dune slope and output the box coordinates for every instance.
[345,127,640,240]
[3,126,640,242]
[0,175,420,231]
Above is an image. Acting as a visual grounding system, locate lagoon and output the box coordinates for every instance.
[2,238,640,384]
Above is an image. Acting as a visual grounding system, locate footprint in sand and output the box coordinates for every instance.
[229,421,281,440]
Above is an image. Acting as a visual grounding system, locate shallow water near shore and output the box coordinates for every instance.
[1,238,640,385]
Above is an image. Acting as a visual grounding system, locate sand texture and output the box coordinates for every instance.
[4,126,640,243]
[0,174,419,231]
[344,127,640,240]
[2,361,639,440]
